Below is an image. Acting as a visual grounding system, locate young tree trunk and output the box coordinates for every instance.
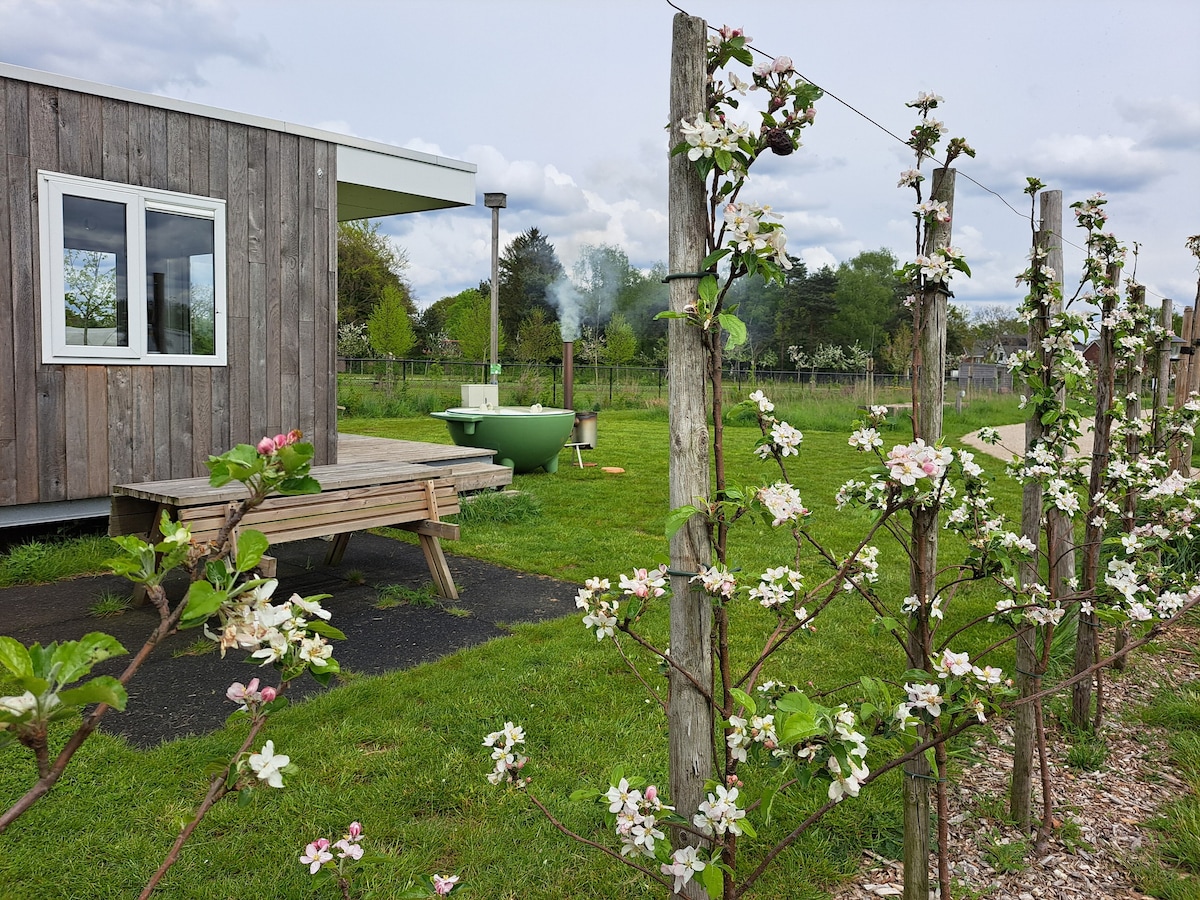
[666,15,713,897]
[903,166,954,900]
[1171,306,1193,472]
[1113,284,1146,672]
[1073,262,1120,730]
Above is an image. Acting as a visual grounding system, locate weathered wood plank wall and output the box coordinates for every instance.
[0,74,338,510]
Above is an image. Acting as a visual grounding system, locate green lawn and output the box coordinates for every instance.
[8,395,1180,899]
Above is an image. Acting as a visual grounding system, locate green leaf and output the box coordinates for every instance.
[180,581,228,627]
[730,687,756,717]
[738,816,757,839]
[701,248,731,270]
[306,620,347,641]
[238,788,254,807]
[53,633,126,685]
[731,45,754,66]
[714,149,733,173]
[277,475,321,496]
[0,637,33,679]
[653,310,687,321]
[701,857,724,897]
[58,676,128,711]
[697,274,719,305]
[665,504,699,539]
[775,691,816,715]
[718,313,748,350]
[235,530,271,573]
[570,787,601,802]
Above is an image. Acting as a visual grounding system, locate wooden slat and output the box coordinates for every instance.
[131,366,155,481]
[152,367,171,479]
[79,92,103,178]
[36,367,66,501]
[193,366,212,474]
[188,116,209,196]
[56,90,80,172]
[169,366,192,478]
[128,102,150,186]
[64,366,88,498]
[279,133,300,432]
[147,106,167,189]
[166,109,188,192]
[264,128,281,436]
[101,97,128,183]
[106,366,133,486]
[5,78,29,158]
[225,123,249,447]
[86,366,109,496]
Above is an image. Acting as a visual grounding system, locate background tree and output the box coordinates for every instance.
[969,303,1026,359]
[601,312,638,366]
[514,307,562,364]
[825,248,904,359]
[573,244,641,335]
[498,227,564,342]
[367,284,417,359]
[337,220,414,324]
[775,259,839,360]
[445,288,501,361]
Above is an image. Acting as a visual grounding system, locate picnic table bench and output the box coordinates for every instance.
[110,458,513,600]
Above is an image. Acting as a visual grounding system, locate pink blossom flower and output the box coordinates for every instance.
[300,838,333,874]
[257,436,277,455]
[432,874,460,895]
[334,838,363,860]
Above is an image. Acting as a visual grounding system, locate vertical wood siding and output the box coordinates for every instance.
[0,75,339,509]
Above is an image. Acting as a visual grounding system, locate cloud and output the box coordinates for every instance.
[0,0,268,91]
[1020,133,1169,193]
[1118,96,1200,151]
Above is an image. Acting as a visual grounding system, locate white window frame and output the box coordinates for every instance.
[38,170,227,366]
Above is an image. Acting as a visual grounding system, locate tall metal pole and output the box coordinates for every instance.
[484,192,506,386]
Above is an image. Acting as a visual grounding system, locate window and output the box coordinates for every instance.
[39,171,226,365]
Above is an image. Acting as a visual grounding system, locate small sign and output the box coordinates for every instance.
[490,364,502,375]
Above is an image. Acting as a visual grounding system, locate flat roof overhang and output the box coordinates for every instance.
[336,144,475,220]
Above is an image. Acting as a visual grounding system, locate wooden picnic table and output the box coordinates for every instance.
[110,458,512,600]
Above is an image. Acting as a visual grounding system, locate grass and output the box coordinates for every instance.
[0,533,116,586]
[171,637,218,659]
[0,398,1055,899]
[89,590,131,619]
[375,583,441,610]
[982,835,1029,874]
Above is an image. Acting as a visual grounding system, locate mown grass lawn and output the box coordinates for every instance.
[0,393,1118,900]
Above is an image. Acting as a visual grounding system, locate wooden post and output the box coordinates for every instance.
[1040,192,1074,599]
[1183,301,1200,476]
[667,15,713,896]
[1153,299,1174,449]
[1073,262,1120,730]
[1011,196,1059,829]
[1171,306,1193,472]
[903,166,954,900]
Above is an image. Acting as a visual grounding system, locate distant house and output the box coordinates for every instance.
[965,333,1029,367]
[0,63,476,527]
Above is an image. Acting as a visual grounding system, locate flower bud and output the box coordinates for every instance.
[257,437,276,455]
[260,686,277,703]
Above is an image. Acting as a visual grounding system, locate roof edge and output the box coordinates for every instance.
[0,62,476,175]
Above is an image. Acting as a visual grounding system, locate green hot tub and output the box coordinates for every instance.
[430,406,576,474]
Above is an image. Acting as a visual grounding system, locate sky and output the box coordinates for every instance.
[4,0,1198,319]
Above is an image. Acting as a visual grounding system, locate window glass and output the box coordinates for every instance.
[145,210,215,355]
[61,195,127,347]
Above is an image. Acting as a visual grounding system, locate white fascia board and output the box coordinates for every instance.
[0,62,477,218]
[335,145,476,220]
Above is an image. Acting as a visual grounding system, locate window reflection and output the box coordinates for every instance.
[62,195,127,347]
[145,211,215,355]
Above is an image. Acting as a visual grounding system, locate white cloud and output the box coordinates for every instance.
[1023,134,1169,192]
[1119,96,1200,151]
[0,0,267,91]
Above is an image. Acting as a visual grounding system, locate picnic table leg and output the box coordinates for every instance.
[418,534,458,600]
[325,532,353,566]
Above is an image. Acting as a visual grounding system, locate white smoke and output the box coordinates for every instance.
[547,274,584,342]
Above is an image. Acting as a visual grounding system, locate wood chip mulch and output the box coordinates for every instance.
[831,626,1200,900]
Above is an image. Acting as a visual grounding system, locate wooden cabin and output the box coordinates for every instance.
[0,63,475,528]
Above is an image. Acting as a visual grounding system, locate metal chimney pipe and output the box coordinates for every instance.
[563,341,574,410]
